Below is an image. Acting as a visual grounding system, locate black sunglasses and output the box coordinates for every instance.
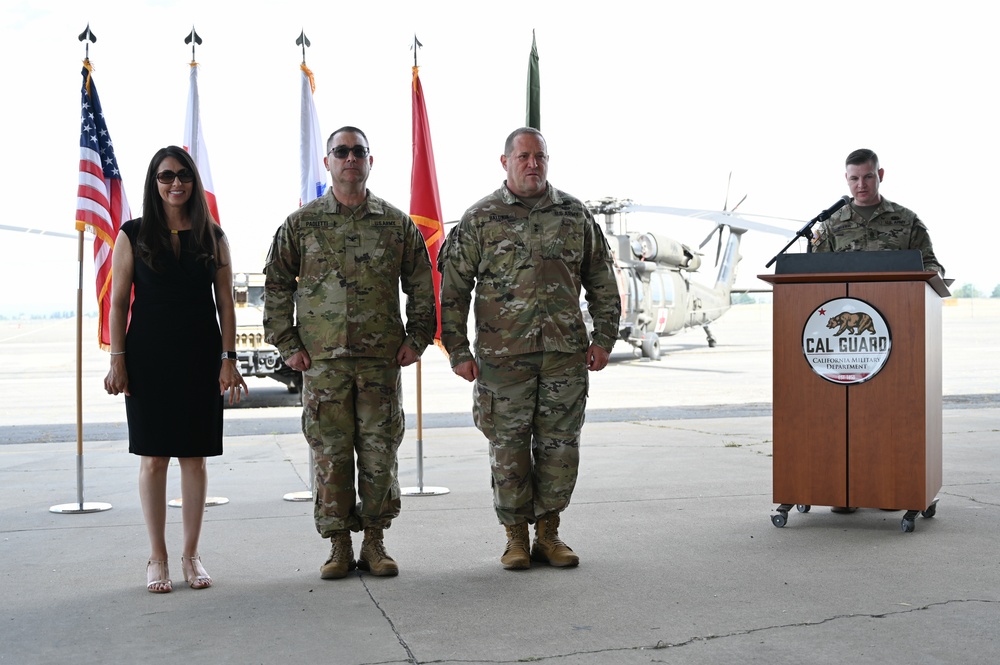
[329,145,369,159]
[156,169,195,184]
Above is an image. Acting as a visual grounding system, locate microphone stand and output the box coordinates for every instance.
[765,196,850,269]
[765,216,824,269]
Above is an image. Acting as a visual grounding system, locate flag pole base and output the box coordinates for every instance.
[401,486,450,497]
[283,491,311,502]
[49,502,113,514]
[168,496,229,508]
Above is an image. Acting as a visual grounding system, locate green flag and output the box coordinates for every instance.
[526,30,540,130]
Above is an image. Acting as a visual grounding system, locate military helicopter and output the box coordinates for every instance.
[583,197,794,360]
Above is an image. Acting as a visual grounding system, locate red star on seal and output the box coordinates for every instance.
[819,308,827,316]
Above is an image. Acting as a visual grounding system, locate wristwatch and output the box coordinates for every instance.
[222,351,237,360]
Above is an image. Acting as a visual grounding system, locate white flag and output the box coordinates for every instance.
[300,64,327,206]
[184,62,221,222]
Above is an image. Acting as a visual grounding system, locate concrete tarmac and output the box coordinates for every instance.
[1,301,998,664]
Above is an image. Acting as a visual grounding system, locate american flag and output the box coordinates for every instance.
[75,61,131,350]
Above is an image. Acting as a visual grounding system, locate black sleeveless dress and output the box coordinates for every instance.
[122,219,223,457]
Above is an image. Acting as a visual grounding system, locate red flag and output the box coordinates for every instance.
[75,60,131,350]
[183,62,221,223]
[409,66,445,342]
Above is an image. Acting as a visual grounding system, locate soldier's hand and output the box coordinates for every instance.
[285,350,311,372]
[452,360,479,382]
[586,344,610,372]
[396,344,420,367]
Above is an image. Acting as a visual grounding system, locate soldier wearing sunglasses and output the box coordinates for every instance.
[264,126,436,580]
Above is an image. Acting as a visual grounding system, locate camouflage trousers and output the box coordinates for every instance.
[473,351,588,526]
[302,358,403,537]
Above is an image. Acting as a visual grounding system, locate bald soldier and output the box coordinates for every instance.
[813,148,945,276]
[264,126,435,579]
[439,127,621,570]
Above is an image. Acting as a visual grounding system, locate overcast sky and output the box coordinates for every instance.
[3,0,997,316]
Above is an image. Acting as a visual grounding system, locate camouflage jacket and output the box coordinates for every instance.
[263,189,436,361]
[438,182,621,367]
[813,197,945,275]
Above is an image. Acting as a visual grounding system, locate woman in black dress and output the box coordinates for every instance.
[104,146,247,593]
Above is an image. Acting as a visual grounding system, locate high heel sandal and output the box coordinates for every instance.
[146,559,172,593]
[181,555,212,589]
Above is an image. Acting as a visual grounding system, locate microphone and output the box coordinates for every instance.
[815,195,851,223]
[764,195,851,268]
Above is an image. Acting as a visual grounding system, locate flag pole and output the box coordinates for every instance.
[402,37,448,497]
[283,29,319,502]
[51,36,112,514]
[169,27,228,509]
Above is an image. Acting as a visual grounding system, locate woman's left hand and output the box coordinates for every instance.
[220,361,249,405]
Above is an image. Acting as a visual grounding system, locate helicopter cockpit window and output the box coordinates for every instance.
[661,275,675,307]
[648,273,664,307]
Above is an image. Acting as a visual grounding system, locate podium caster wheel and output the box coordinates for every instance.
[796,504,811,513]
[901,518,915,533]
[771,513,787,528]
[921,504,937,519]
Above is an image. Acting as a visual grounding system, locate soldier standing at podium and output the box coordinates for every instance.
[812,148,945,277]
[812,148,946,514]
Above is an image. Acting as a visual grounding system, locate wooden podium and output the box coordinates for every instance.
[759,255,949,532]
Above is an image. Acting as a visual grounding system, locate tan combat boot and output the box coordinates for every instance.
[500,523,531,570]
[320,530,356,579]
[358,527,399,577]
[531,513,579,567]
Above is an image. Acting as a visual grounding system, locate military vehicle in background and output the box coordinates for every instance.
[232,272,301,393]
[584,198,793,360]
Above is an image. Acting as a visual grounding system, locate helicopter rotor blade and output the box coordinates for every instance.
[698,224,721,249]
[623,204,796,237]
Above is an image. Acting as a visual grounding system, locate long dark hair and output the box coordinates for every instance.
[135,146,222,271]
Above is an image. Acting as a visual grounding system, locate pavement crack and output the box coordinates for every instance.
[360,576,418,665]
[939,489,1000,508]
[644,598,998,660]
[360,601,995,664]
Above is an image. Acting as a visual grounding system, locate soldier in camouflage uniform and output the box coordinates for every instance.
[815,148,945,515]
[813,148,945,276]
[263,127,436,579]
[438,127,621,570]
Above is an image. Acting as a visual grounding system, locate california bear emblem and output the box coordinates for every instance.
[826,311,876,336]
